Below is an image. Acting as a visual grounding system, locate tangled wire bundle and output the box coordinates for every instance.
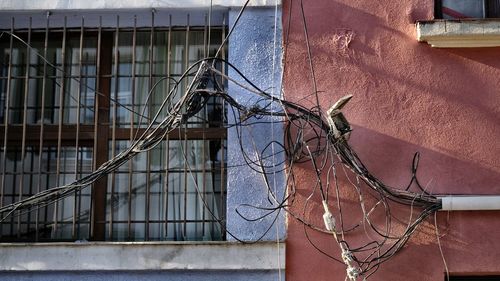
[0,55,443,280]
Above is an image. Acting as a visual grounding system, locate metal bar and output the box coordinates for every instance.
[53,16,68,238]
[91,17,102,240]
[163,14,172,240]
[82,52,88,124]
[127,16,137,240]
[79,49,91,237]
[9,149,19,236]
[0,17,14,220]
[201,13,209,237]
[164,135,170,239]
[207,4,212,56]
[220,16,226,239]
[17,17,32,237]
[27,145,34,233]
[42,147,52,234]
[109,15,120,240]
[72,17,85,239]
[183,137,188,240]
[0,124,98,143]
[201,140,206,237]
[145,9,155,240]
[220,138,225,239]
[76,148,84,237]
[203,14,208,58]
[34,14,49,240]
[183,13,191,240]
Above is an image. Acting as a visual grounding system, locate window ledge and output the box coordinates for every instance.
[0,241,285,271]
[416,19,500,48]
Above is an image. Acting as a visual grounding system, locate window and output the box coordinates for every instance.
[0,12,227,242]
[435,0,500,18]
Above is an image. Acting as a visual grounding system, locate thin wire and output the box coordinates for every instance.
[213,0,250,60]
[299,0,321,113]
[271,0,283,280]
[0,11,447,280]
[435,212,450,281]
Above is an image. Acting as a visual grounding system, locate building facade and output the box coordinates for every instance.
[2,0,500,280]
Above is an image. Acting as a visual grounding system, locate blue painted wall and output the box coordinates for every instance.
[226,7,286,242]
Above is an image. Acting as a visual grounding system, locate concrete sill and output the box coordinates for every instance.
[0,241,285,271]
[416,19,500,48]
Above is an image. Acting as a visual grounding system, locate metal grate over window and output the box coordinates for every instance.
[0,12,227,242]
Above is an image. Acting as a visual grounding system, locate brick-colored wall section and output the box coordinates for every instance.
[283,0,500,280]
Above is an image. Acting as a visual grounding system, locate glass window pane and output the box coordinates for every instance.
[0,146,93,241]
[106,139,225,241]
[442,0,485,18]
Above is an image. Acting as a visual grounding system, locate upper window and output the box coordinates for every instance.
[0,12,227,242]
[436,0,500,19]
[448,276,500,281]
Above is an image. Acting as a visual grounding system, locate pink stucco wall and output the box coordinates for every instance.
[283,0,500,280]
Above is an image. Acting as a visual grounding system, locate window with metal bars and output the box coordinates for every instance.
[0,13,227,242]
[435,0,500,18]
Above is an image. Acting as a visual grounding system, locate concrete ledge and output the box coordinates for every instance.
[0,242,285,271]
[416,19,500,48]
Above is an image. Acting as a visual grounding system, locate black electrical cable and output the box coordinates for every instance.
[0,28,445,281]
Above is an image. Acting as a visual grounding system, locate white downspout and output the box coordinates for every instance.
[438,196,500,211]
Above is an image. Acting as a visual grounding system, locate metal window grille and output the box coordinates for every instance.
[0,11,227,242]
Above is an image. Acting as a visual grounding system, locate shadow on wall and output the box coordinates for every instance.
[284,4,500,172]
[286,125,500,281]
[349,125,500,195]
[380,209,500,278]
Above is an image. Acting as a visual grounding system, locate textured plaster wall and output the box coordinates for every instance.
[282,0,500,280]
[227,7,286,242]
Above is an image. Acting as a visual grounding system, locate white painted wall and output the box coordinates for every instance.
[0,0,281,10]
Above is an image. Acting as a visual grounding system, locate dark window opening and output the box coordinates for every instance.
[435,0,500,19]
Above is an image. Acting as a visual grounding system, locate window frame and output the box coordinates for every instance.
[0,13,228,242]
